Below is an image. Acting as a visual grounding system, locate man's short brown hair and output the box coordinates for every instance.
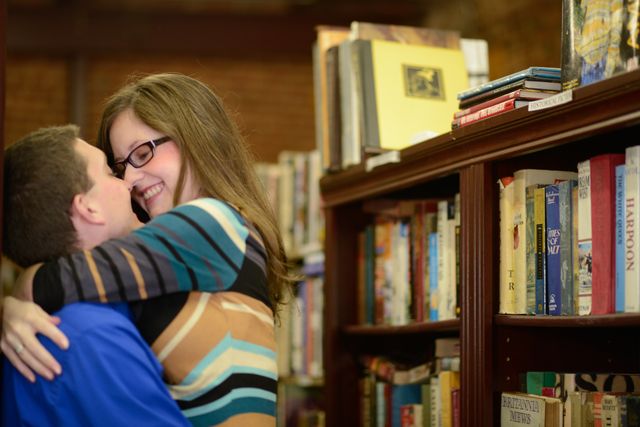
[3,125,93,267]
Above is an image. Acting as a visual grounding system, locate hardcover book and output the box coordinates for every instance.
[534,186,548,315]
[458,79,561,109]
[559,180,577,315]
[577,160,593,315]
[499,176,516,314]
[615,164,626,312]
[546,184,562,315]
[452,98,530,129]
[314,26,350,171]
[625,145,640,312]
[458,66,560,101]
[355,39,468,151]
[512,169,579,314]
[590,153,625,314]
[561,0,640,90]
[453,89,555,119]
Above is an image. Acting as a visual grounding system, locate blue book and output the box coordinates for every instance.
[429,232,438,321]
[616,164,626,313]
[546,185,562,315]
[391,384,422,427]
[457,66,561,100]
[558,180,577,315]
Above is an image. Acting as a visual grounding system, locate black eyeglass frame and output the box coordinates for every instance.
[112,136,172,178]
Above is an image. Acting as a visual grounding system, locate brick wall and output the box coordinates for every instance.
[5,56,70,147]
[5,54,315,163]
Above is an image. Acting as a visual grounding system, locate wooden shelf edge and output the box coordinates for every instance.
[343,318,460,335]
[495,313,640,327]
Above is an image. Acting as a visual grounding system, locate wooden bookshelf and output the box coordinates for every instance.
[320,68,640,426]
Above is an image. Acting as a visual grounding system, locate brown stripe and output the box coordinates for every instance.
[217,412,275,427]
[84,250,107,302]
[152,292,275,385]
[119,248,147,299]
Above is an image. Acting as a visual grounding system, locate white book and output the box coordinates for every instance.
[577,160,593,315]
[500,392,546,427]
[437,200,452,320]
[512,169,578,314]
[625,145,640,312]
[498,177,516,313]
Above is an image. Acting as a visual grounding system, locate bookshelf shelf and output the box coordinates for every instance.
[495,313,640,328]
[320,68,640,426]
[344,319,460,336]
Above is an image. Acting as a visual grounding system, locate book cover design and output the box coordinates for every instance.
[561,0,639,90]
[357,39,468,150]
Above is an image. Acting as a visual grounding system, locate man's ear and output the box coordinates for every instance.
[70,193,106,225]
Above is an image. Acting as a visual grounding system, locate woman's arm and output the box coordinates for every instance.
[34,198,269,312]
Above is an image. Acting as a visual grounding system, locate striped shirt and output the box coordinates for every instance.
[33,198,277,426]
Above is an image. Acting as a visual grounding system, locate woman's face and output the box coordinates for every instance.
[108,108,200,218]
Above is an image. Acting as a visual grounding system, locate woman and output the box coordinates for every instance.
[2,73,294,426]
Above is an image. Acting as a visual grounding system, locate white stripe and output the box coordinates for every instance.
[157,293,210,362]
[169,347,277,400]
[189,199,246,253]
[221,301,273,326]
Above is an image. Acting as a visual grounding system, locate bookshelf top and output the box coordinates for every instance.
[320,68,640,207]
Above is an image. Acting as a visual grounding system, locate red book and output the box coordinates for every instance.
[452,388,460,427]
[453,88,556,119]
[452,98,528,128]
[590,153,625,314]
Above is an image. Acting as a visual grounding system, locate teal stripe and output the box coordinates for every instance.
[139,199,250,290]
[188,397,275,427]
[184,390,276,419]
[182,334,275,384]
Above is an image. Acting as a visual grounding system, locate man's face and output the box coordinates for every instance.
[74,138,142,240]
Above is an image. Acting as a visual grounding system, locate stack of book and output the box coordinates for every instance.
[452,66,562,129]
[313,22,489,174]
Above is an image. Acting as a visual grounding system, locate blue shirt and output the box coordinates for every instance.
[2,302,190,427]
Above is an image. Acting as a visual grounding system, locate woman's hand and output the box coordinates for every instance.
[1,296,69,382]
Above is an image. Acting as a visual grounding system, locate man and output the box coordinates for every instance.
[1,125,190,426]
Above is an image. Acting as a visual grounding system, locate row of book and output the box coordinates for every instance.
[451,66,562,129]
[277,268,324,380]
[255,149,324,259]
[502,372,640,426]
[499,146,640,315]
[313,22,488,173]
[357,195,461,326]
[359,337,461,427]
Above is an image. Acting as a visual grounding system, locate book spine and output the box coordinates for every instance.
[577,160,593,315]
[534,186,548,315]
[453,89,522,119]
[525,185,538,314]
[546,184,562,315]
[559,180,577,315]
[499,177,516,313]
[429,232,439,321]
[572,185,580,315]
[591,154,625,314]
[625,145,640,312]
[616,164,626,313]
[454,98,517,127]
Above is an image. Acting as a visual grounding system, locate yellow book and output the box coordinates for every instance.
[356,39,468,151]
[439,370,460,427]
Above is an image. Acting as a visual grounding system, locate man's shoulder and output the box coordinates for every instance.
[53,302,132,336]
